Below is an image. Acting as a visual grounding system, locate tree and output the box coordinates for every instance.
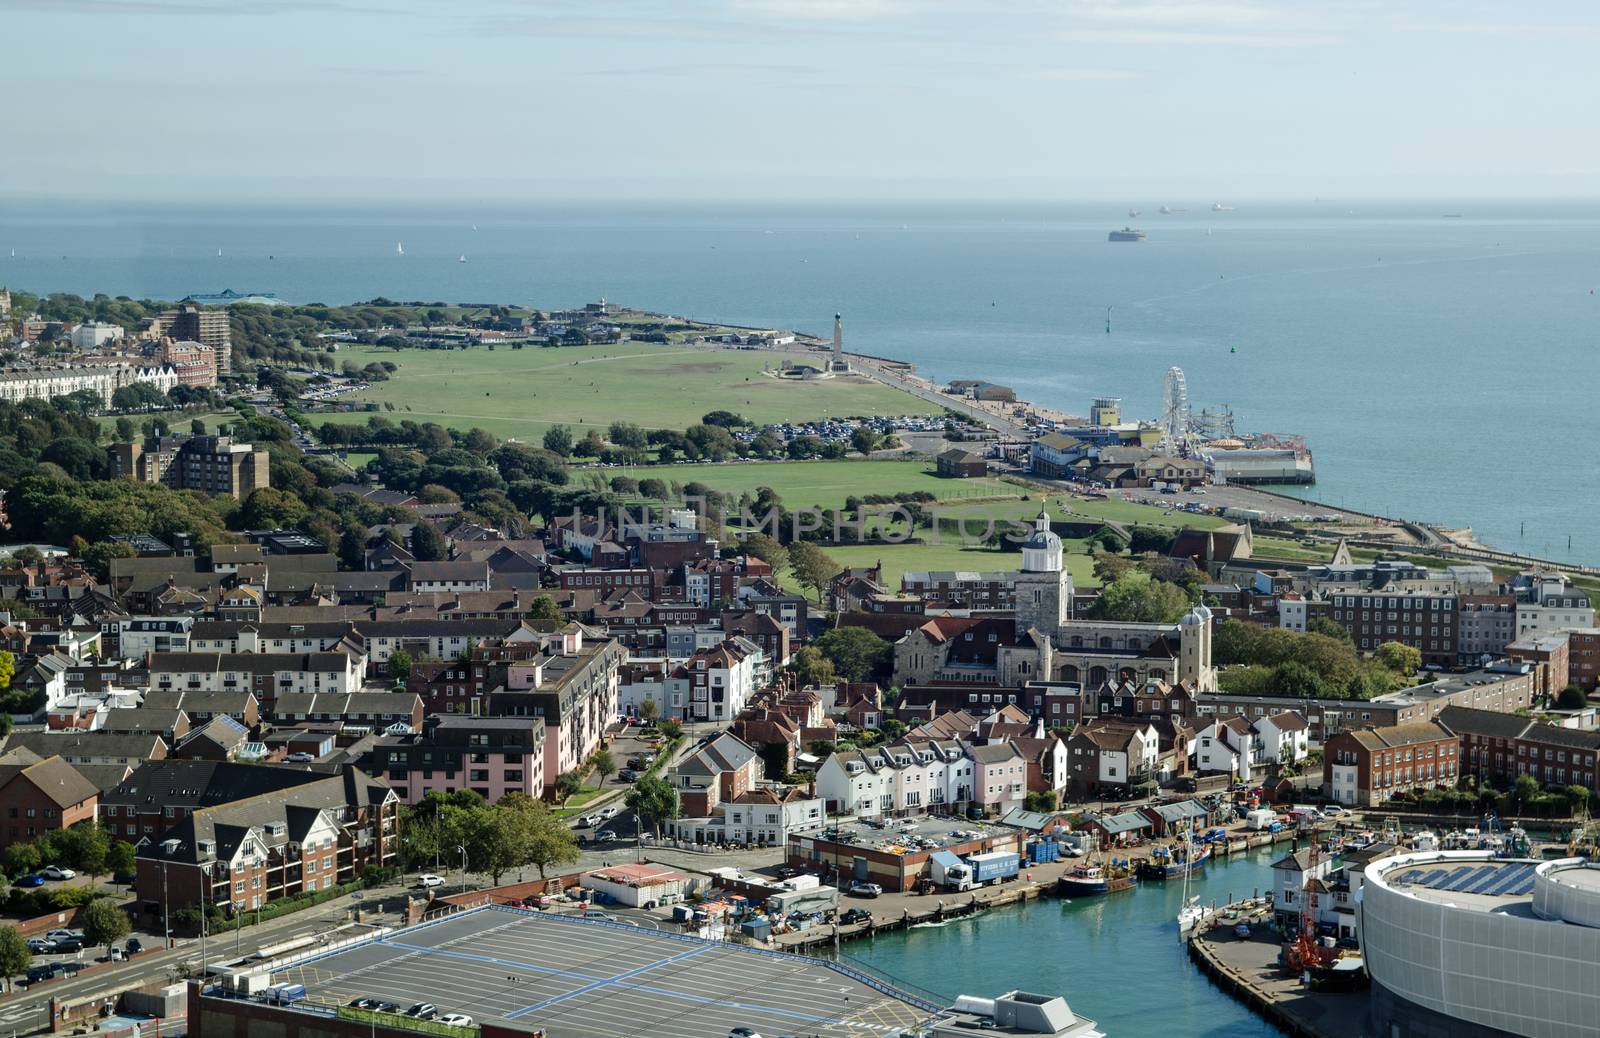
[543,425,574,456]
[814,627,892,682]
[1556,684,1590,710]
[526,595,564,622]
[740,532,787,576]
[624,775,681,839]
[506,794,579,879]
[3,842,40,877]
[1374,641,1422,676]
[70,823,110,880]
[787,541,838,604]
[1087,571,1190,624]
[0,927,28,985]
[0,650,13,692]
[1024,790,1058,813]
[1306,617,1353,644]
[80,898,131,954]
[1092,552,1134,585]
[554,770,584,806]
[588,747,616,786]
[638,698,661,725]
[658,718,684,740]
[410,521,448,561]
[790,646,837,688]
[388,649,413,682]
[701,410,748,428]
[107,840,137,880]
[849,426,881,456]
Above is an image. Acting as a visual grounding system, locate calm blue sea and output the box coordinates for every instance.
[4,200,1597,562]
[848,846,1288,1038]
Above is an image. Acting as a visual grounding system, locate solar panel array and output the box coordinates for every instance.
[1392,862,1536,897]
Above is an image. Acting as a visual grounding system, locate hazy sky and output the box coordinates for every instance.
[7,0,1600,202]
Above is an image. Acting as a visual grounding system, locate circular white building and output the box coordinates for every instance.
[1361,851,1600,1038]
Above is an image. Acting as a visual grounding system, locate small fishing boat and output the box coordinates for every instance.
[1138,841,1210,880]
[1057,859,1134,898]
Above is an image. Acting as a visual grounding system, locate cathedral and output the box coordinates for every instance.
[892,507,1216,692]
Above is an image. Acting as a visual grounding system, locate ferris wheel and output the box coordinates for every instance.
[1163,366,1190,441]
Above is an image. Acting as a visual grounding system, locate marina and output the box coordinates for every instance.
[849,846,1291,1038]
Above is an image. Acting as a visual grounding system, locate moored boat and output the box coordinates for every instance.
[1057,861,1135,897]
[1137,842,1211,880]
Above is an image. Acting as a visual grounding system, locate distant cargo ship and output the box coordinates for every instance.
[1211,202,1235,212]
[1109,228,1147,242]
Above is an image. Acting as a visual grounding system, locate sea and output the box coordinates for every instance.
[3,199,1598,564]
[845,846,1288,1038]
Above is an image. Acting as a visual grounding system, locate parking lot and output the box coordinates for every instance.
[271,905,935,1038]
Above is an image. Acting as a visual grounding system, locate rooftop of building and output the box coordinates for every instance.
[807,813,1012,853]
[255,906,938,1038]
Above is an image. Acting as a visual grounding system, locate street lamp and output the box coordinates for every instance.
[457,844,467,896]
[198,862,213,978]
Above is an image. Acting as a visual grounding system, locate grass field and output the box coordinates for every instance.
[313,343,938,439]
[609,459,1026,512]
[95,410,238,435]
[783,540,1101,595]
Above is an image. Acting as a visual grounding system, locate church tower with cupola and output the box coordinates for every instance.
[1014,507,1073,638]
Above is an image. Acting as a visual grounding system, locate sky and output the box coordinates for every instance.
[5,0,1600,203]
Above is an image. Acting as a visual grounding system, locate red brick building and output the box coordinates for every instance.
[1322,721,1459,806]
[1439,705,1600,792]
[1570,628,1600,691]
[0,749,98,850]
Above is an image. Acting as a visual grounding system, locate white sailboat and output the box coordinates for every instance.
[458,255,466,263]
[396,241,404,255]
[1176,820,1204,935]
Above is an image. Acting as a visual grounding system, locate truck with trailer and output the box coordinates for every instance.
[966,850,1021,886]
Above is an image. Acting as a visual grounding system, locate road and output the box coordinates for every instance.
[0,881,414,1035]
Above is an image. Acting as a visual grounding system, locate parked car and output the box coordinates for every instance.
[404,1003,438,1020]
[285,752,317,763]
[775,865,799,879]
[438,1014,474,1027]
[1321,806,1349,818]
[729,1028,763,1038]
[26,937,55,955]
[415,874,445,889]
[594,830,618,843]
[599,805,619,819]
[373,1001,402,1015]
[41,866,76,881]
[50,936,84,953]
[847,882,883,899]
[125,937,143,955]
[17,873,46,888]
[349,997,380,1009]
[45,929,78,944]
[839,908,872,925]
[618,769,638,782]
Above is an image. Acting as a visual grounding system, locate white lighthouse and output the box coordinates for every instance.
[830,313,849,372]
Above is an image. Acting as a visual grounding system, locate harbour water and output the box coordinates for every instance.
[4,199,1599,563]
[845,846,1290,1038]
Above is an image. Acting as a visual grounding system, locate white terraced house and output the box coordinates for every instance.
[816,737,978,817]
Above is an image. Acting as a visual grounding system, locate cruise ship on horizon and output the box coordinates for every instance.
[1108,227,1147,242]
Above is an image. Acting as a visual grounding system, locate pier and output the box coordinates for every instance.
[1187,921,1371,1038]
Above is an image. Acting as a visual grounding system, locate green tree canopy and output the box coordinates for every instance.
[0,926,29,980]
[814,626,892,682]
[80,898,131,951]
[625,775,681,838]
[1087,571,1191,624]
[787,541,838,604]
